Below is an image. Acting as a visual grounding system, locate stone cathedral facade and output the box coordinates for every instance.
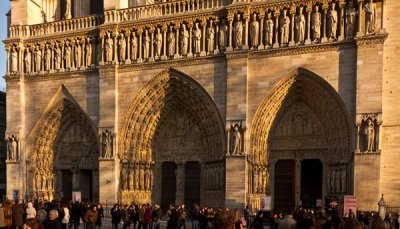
[3,0,400,212]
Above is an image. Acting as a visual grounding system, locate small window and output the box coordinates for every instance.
[90,0,104,15]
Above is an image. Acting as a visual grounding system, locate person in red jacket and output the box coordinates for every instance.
[144,204,152,229]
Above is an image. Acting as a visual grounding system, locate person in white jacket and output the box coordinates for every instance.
[62,203,70,229]
[26,202,36,219]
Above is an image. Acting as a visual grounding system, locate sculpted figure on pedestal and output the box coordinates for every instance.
[280,9,290,45]
[35,46,42,72]
[180,24,189,55]
[219,19,228,51]
[364,119,375,152]
[131,32,137,61]
[250,13,259,48]
[135,168,139,191]
[8,136,18,160]
[75,42,82,68]
[11,47,18,73]
[85,38,92,67]
[346,2,357,38]
[295,7,306,43]
[45,45,52,71]
[327,3,338,40]
[156,28,163,58]
[230,124,241,155]
[265,13,274,47]
[207,20,215,53]
[253,168,259,193]
[105,32,114,63]
[65,44,72,69]
[54,45,61,70]
[311,5,321,41]
[143,30,150,59]
[118,34,126,63]
[340,167,346,193]
[102,130,112,158]
[168,27,175,57]
[65,0,72,19]
[25,48,31,73]
[193,23,202,54]
[364,0,376,34]
[234,14,243,48]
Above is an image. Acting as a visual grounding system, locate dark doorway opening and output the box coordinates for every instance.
[61,170,73,201]
[161,162,177,211]
[80,170,93,202]
[184,161,201,208]
[301,159,322,208]
[90,0,104,15]
[274,160,295,211]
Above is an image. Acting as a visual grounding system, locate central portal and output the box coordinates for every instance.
[301,160,322,208]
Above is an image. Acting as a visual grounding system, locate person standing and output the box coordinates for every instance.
[111,204,121,229]
[84,205,98,229]
[12,200,24,229]
[47,210,62,229]
[61,203,70,229]
[151,205,161,229]
[95,203,104,229]
[26,202,37,220]
[0,201,7,229]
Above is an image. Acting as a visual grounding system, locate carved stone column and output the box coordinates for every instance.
[113,33,118,64]
[188,22,193,58]
[289,8,296,46]
[305,5,312,45]
[321,4,328,43]
[125,33,131,64]
[137,29,143,63]
[273,11,280,48]
[5,46,10,75]
[201,21,207,56]
[99,35,105,65]
[243,14,249,50]
[214,20,220,54]
[174,25,180,59]
[338,1,345,41]
[227,17,233,51]
[162,26,167,60]
[149,28,155,62]
[258,12,265,50]
[379,0,387,34]
[175,162,185,205]
[356,0,364,37]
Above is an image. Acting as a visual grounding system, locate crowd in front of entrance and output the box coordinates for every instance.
[0,199,399,229]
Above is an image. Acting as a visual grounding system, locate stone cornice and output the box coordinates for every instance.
[5,69,99,83]
[355,33,388,46]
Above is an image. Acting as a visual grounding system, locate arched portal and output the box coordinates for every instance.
[119,68,226,207]
[28,87,99,202]
[248,68,352,210]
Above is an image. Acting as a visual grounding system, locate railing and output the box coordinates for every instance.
[8,15,103,38]
[105,0,229,23]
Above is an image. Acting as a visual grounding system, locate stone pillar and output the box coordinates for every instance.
[379,0,386,34]
[289,8,296,46]
[273,12,280,48]
[99,35,105,65]
[225,155,246,210]
[137,29,143,63]
[214,22,220,53]
[321,4,328,43]
[338,1,345,41]
[356,0,364,37]
[243,15,249,50]
[5,47,10,75]
[305,6,312,45]
[126,33,131,64]
[99,158,119,211]
[200,21,207,56]
[175,162,185,205]
[188,22,193,58]
[174,25,180,59]
[227,18,233,51]
[258,13,265,50]
[162,26,167,60]
[149,29,154,62]
[113,33,118,64]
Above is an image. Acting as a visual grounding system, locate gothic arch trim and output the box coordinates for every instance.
[119,67,226,162]
[249,68,352,166]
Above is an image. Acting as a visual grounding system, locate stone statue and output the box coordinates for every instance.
[234,14,243,48]
[34,172,40,190]
[54,45,61,70]
[295,7,306,43]
[118,34,126,62]
[280,9,290,45]
[156,28,163,58]
[24,49,31,73]
[35,46,42,72]
[145,169,150,191]
[167,27,175,57]
[340,167,346,193]
[105,32,114,63]
[311,5,321,41]
[65,0,72,19]
[364,119,375,151]
[346,2,357,38]
[250,14,259,48]
[253,169,259,193]
[131,32,137,60]
[219,19,228,51]
[75,42,82,68]
[47,173,53,191]
[139,169,144,191]
[7,136,16,160]
[128,170,133,190]
[11,47,18,73]
[207,20,215,53]
[143,30,150,59]
[265,13,274,47]
[135,168,139,190]
[65,44,71,69]
[364,0,376,34]
[85,38,92,67]
[193,23,202,54]
[122,165,128,190]
[329,167,334,192]
[334,168,340,193]
[42,172,47,190]
[102,130,112,158]
[231,124,241,155]
[180,24,189,55]
[45,46,51,71]
[327,3,338,39]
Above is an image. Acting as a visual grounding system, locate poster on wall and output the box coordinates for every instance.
[260,196,272,211]
[343,196,357,217]
[72,191,81,203]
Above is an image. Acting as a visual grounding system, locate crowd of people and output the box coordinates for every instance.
[0,199,398,229]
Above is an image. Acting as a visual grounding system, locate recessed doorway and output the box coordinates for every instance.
[301,159,322,208]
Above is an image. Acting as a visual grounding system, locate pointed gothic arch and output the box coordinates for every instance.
[248,68,353,202]
[119,68,226,205]
[28,85,99,201]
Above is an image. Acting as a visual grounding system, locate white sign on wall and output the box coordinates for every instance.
[260,196,272,211]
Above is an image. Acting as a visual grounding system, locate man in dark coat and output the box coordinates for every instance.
[110,204,121,229]
[12,200,24,229]
[47,209,62,229]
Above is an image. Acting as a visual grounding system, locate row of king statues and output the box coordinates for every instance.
[6,0,379,75]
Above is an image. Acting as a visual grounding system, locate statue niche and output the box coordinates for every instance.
[359,117,378,152]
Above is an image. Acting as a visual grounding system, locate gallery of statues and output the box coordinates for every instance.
[3,0,400,212]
